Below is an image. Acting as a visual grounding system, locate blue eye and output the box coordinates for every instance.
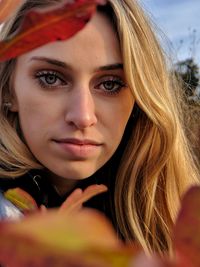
[43,74,58,85]
[103,80,123,91]
[95,77,126,95]
[35,71,66,88]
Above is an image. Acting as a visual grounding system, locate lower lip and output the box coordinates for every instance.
[54,142,100,158]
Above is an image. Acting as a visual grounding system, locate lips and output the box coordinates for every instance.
[54,138,101,146]
[53,138,102,158]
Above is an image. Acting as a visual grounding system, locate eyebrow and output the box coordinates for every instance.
[30,56,123,72]
[97,63,123,71]
[30,56,69,69]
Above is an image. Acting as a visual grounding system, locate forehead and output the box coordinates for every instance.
[16,12,122,69]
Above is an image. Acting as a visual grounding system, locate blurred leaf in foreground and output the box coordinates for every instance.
[173,186,200,267]
[0,208,140,267]
[0,0,105,62]
[4,187,38,213]
[1,185,200,266]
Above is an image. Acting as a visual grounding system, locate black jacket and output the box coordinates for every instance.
[0,169,115,221]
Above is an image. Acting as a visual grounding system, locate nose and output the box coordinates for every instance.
[65,87,97,129]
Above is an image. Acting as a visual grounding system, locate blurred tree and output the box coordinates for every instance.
[174,27,200,102]
[174,58,200,167]
[175,58,199,100]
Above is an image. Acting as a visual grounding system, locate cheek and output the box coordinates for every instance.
[18,95,44,122]
[114,92,134,130]
[101,92,134,146]
[14,78,55,127]
[18,105,46,146]
[15,90,53,143]
[112,109,132,142]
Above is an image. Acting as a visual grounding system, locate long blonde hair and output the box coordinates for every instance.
[0,0,199,256]
[108,0,199,255]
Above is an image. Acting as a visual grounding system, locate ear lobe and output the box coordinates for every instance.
[9,100,18,112]
[8,90,19,112]
[2,101,18,113]
[2,101,18,112]
[5,95,19,112]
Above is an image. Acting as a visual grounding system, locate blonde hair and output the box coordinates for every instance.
[108,0,199,255]
[0,0,62,176]
[0,0,199,256]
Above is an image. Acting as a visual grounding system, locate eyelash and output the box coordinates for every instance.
[35,70,66,89]
[95,78,126,95]
[34,70,126,95]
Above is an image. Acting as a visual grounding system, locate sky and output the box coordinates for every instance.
[141,0,200,65]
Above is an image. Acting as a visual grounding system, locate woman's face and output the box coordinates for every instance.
[11,12,134,184]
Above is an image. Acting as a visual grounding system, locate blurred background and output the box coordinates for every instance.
[143,0,200,99]
[143,0,200,165]
[144,0,200,64]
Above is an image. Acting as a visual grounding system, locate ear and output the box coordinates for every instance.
[9,97,19,112]
[7,85,19,112]
[6,74,19,112]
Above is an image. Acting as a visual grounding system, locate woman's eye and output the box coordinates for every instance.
[96,78,126,94]
[43,74,58,85]
[35,71,66,88]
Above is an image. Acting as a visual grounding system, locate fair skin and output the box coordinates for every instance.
[11,12,134,194]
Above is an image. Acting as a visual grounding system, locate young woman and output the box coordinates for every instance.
[0,0,199,256]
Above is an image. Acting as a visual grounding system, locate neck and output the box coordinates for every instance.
[45,170,78,196]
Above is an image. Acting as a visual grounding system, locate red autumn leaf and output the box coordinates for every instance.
[172,186,200,267]
[0,0,103,62]
[0,208,140,267]
[133,254,173,267]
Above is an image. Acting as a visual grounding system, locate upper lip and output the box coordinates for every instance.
[54,138,101,146]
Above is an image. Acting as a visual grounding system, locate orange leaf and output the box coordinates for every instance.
[0,0,102,62]
[173,186,200,267]
[0,208,140,267]
[59,184,108,212]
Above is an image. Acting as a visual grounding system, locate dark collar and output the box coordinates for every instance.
[0,170,65,208]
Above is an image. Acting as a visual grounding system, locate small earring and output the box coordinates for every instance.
[3,102,12,110]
